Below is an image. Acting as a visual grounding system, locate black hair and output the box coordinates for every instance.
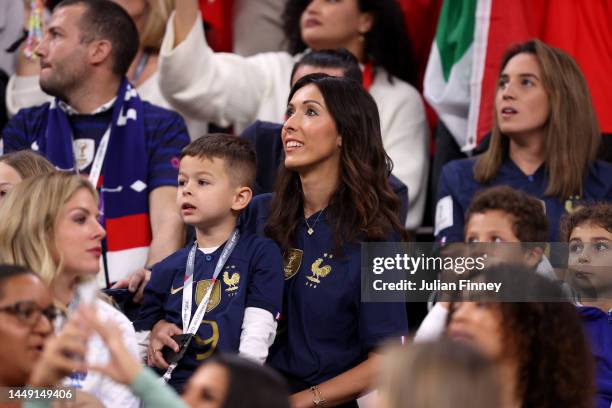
[56,0,139,76]
[291,48,363,85]
[282,0,418,86]
[201,354,290,408]
[0,265,35,300]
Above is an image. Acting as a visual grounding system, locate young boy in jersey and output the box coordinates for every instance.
[416,185,551,341]
[135,134,284,393]
[560,202,612,408]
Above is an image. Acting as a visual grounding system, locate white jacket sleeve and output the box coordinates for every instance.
[370,73,429,230]
[83,300,141,408]
[238,307,277,364]
[413,302,448,343]
[6,74,52,117]
[158,13,294,128]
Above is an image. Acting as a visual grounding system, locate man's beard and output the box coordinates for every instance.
[40,72,71,100]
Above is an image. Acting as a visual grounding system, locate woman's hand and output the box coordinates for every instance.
[29,315,90,387]
[147,320,183,369]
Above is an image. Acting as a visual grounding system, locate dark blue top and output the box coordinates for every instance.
[135,231,284,387]
[242,194,408,386]
[435,157,612,242]
[1,101,189,190]
[240,120,409,226]
[578,306,612,408]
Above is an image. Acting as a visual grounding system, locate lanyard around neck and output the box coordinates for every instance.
[162,229,240,381]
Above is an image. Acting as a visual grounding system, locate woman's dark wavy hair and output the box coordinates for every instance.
[265,74,407,252]
[448,265,595,408]
[282,0,417,86]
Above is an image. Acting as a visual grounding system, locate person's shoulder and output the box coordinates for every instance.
[239,229,278,249]
[441,157,477,178]
[240,120,282,142]
[153,245,192,271]
[250,193,274,210]
[589,160,612,176]
[141,100,187,127]
[237,230,282,263]
[239,193,274,235]
[584,160,612,197]
[11,102,52,122]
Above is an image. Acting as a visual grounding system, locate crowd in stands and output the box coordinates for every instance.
[0,0,611,407]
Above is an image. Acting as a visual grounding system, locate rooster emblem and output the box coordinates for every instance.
[565,195,583,214]
[306,253,333,288]
[223,268,240,295]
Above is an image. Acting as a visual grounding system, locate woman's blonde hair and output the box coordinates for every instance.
[0,173,97,285]
[0,151,56,179]
[379,340,500,408]
[140,0,174,51]
[474,39,600,199]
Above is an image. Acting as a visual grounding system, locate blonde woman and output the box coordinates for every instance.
[0,172,140,408]
[8,0,206,139]
[378,340,500,408]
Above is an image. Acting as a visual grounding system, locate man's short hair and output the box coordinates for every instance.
[181,134,257,188]
[466,186,549,242]
[291,49,363,85]
[0,265,35,300]
[56,0,139,76]
[560,202,612,242]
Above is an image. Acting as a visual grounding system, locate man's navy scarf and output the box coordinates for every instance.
[40,78,151,279]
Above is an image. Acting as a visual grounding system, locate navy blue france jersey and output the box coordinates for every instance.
[579,306,612,408]
[135,232,284,388]
[242,194,408,387]
[435,157,612,242]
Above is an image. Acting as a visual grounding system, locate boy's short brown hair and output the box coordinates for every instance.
[180,134,257,188]
[559,202,612,242]
[466,186,548,242]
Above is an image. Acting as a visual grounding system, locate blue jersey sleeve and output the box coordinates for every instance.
[1,109,37,153]
[134,255,181,331]
[144,106,190,190]
[435,162,466,243]
[245,238,284,316]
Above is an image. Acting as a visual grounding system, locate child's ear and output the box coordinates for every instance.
[523,246,544,269]
[231,186,252,211]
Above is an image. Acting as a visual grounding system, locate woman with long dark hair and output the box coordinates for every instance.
[435,39,612,243]
[242,74,408,408]
[160,0,429,230]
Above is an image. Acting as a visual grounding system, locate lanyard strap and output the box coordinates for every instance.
[162,229,240,382]
[72,125,111,189]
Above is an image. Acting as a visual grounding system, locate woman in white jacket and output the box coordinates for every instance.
[161,0,429,230]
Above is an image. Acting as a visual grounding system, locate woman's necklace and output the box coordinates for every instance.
[305,209,325,236]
